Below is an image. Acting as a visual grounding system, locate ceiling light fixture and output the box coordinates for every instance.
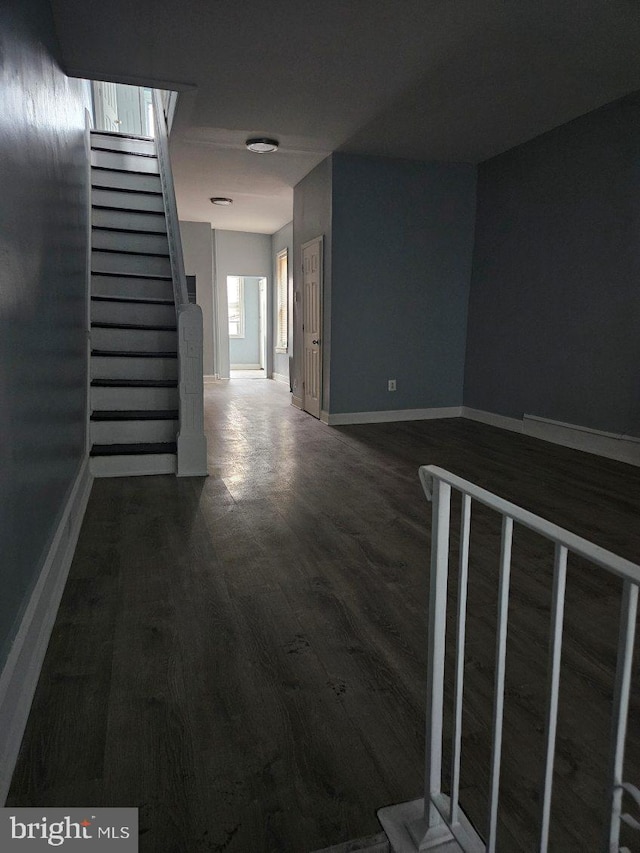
[210,197,233,205]
[245,137,279,153]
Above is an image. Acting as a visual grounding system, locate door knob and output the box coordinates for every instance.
[312,339,320,345]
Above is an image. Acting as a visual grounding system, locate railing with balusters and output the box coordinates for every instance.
[379,465,639,853]
[151,89,208,477]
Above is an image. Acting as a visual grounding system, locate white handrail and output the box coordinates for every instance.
[151,89,208,477]
[412,464,639,853]
[152,89,188,308]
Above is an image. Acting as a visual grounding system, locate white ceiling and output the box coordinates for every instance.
[52,0,640,234]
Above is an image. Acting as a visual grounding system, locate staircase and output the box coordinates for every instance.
[89,130,179,477]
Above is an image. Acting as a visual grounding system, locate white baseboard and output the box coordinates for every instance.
[230,363,262,370]
[322,406,463,426]
[462,407,523,433]
[272,372,289,385]
[0,456,93,804]
[523,413,640,466]
[292,395,303,410]
[462,407,640,467]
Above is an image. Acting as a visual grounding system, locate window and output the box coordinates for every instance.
[227,276,245,338]
[275,249,288,352]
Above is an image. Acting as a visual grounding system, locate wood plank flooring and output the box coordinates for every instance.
[8,378,640,852]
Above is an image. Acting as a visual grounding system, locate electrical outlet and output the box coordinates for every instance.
[388,379,396,391]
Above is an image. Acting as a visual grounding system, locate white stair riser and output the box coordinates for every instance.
[92,300,175,327]
[92,229,169,255]
[92,168,161,193]
[91,385,178,410]
[92,189,165,213]
[90,453,176,478]
[91,356,178,381]
[91,326,177,351]
[91,134,155,155]
[92,250,172,278]
[92,208,167,233]
[91,274,174,302]
[91,419,178,444]
[91,149,159,174]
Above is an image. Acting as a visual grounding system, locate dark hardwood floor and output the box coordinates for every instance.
[8,378,640,852]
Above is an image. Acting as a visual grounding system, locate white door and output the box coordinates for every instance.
[115,84,146,136]
[258,277,267,370]
[92,81,119,132]
[302,237,322,418]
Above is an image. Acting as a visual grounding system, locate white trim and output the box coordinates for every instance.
[272,372,289,385]
[227,275,245,339]
[90,453,177,478]
[0,457,93,805]
[230,363,262,370]
[378,797,462,853]
[292,395,303,410]
[462,407,523,433]
[323,407,463,426]
[523,413,640,466]
[462,407,640,467]
[275,248,288,353]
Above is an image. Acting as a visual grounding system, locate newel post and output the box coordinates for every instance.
[176,303,208,477]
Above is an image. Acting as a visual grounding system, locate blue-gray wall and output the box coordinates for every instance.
[293,157,333,407]
[0,0,90,669]
[271,221,293,382]
[229,276,261,365]
[329,154,476,414]
[465,93,640,436]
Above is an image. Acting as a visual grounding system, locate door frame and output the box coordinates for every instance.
[301,236,323,418]
[258,277,267,370]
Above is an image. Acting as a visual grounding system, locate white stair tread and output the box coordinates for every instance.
[91,149,159,174]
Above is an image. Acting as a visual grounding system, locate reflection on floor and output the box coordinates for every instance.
[8,379,640,852]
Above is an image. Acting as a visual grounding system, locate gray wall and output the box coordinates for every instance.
[229,277,261,366]
[213,230,271,379]
[292,157,333,406]
[0,0,90,670]
[271,221,293,382]
[179,221,215,375]
[329,154,476,414]
[465,93,640,437]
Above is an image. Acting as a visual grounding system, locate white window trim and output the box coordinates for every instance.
[275,249,288,353]
[227,276,245,339]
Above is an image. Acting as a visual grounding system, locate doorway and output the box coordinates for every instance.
[227,275,268,378]
[92,81,154,136]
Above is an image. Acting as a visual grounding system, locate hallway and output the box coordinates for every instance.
[8,379,640,852]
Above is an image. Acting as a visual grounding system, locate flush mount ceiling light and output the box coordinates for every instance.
[210,197,233,205]
[245,137,279,153]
